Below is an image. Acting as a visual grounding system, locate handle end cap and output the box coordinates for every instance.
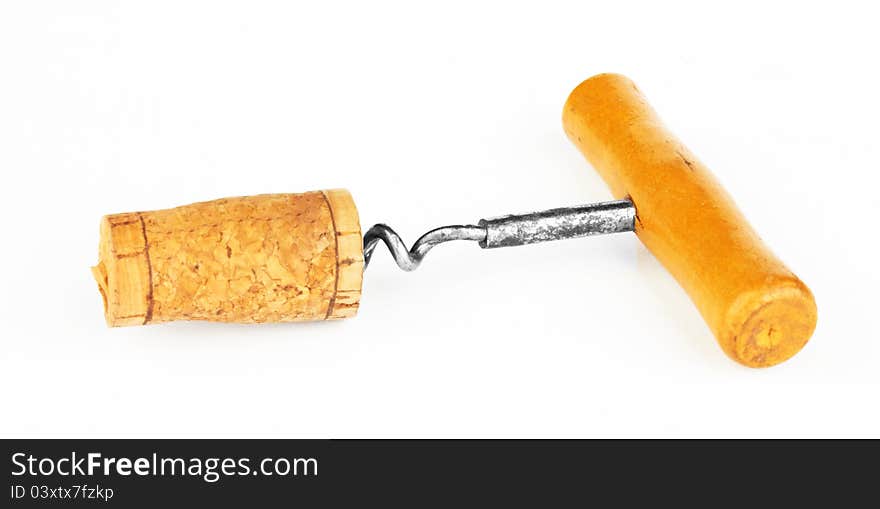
[722,281,817,368]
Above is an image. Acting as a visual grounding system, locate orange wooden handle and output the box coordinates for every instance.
[563,73,816,367]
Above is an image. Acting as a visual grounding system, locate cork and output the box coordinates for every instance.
[563,74,817,367]
[91,189,364,327]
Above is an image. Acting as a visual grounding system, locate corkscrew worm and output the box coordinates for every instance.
[363,199,636,271]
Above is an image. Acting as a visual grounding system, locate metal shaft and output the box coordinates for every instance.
[364,198,635,271]
[478,199,635,248]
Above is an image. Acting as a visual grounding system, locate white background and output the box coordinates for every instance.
[1,1,877,437]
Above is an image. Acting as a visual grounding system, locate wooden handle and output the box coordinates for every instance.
[92,190,364,326]
[563,73,816,367]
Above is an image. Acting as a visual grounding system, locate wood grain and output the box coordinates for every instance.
[563,73,817,367]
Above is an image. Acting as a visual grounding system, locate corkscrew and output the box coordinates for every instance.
[92,73,816,368]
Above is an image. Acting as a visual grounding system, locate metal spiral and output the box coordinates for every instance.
[363,224,487,271]
[362,199,635,272]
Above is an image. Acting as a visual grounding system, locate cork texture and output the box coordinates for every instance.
[563,73,817,367]
[92,190,363,327]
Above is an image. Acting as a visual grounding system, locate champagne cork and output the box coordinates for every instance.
[92,189,364,327]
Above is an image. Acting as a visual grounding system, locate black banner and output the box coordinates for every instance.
[2,440,876,506]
